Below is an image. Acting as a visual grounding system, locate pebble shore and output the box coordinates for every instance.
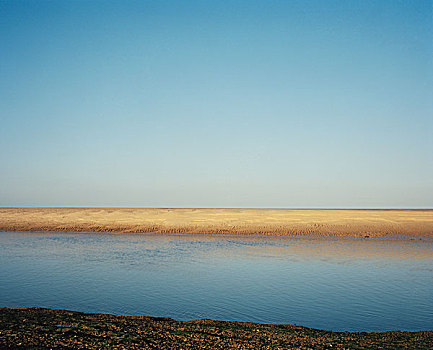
[1,308,432,349]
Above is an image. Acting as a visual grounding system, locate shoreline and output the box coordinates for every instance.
[1,207,432,238]
[1,307,432,349]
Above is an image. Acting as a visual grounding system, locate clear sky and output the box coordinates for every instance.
[1,0,432,208]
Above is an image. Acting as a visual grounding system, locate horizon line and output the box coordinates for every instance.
[1,206,432,210]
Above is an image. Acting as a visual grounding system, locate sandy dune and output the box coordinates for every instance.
[0,208,432,238]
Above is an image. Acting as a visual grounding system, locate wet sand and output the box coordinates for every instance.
[0,208,432,238]
[1,308,431,349]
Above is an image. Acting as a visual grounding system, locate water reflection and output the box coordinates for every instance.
[0,231,432,332]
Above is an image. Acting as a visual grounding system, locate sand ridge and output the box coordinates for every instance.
[0,208,432,238]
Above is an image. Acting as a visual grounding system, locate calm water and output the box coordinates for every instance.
[0,231,432,332]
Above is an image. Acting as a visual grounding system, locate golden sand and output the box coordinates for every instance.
[0,208,432,238]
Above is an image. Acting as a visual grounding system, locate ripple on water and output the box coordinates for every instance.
[0,231,432,332]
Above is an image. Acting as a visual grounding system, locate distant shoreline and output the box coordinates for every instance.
[1,207,432,238]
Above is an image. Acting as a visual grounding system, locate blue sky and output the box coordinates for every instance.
[1,0,432,208]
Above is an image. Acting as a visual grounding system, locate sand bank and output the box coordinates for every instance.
[0,208,432,238]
